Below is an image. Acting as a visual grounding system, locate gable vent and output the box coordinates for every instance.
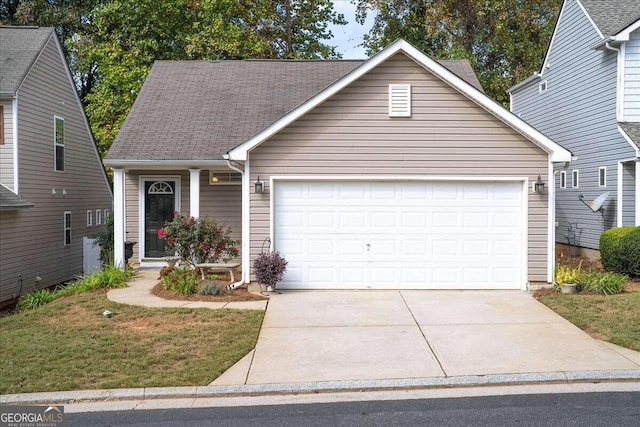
[388,84,411,117]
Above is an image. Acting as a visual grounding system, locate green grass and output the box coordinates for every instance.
[0,291,264,394]
[537,292,640,352]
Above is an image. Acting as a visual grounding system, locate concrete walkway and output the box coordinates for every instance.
[107,269,267,310]
[212,290,640,386]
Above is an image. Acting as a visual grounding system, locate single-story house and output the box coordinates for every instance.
[105,39,571,290]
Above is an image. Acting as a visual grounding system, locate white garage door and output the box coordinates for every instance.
[274,181,524,290]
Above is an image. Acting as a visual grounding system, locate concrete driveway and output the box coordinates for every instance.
[214,291,640,385]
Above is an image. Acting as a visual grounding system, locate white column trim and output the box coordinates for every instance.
[113,168,126,268]
[12,97,19,193]
[548,162,556,284]
[617,161,624,228]
[189,169,201,218]
[240,160,251,283]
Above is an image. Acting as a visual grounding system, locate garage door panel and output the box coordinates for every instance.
[275,181,524,290]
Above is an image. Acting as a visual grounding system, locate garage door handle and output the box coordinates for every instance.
[366,243,370,251]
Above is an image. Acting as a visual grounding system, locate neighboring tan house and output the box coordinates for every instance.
[106,40,571,290]
[509,0,640,254]
[0,27,113,303]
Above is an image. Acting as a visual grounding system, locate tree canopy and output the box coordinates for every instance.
[356,0,562,106]
[2,0,346,158]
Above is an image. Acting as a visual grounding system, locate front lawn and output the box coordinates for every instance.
[0,291,264,394]
[536,291,640,352]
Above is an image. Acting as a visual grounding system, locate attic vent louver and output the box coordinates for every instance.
[388,84,411,117]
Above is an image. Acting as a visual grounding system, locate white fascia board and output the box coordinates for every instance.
[507,72,541,94]
[398,43,572,162]
[228,39,571,163]
[618,125,640,156]
[575,0,605,39]
[227,39,405,161]
[540,1,573,76]
[612,18,640,42]
[105,159,229,169]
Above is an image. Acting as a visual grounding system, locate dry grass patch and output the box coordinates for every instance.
[0,290,264,394]
[536,289,640,352]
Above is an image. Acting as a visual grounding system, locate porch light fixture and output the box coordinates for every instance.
[255,176,264,194]
[534,175,546,194]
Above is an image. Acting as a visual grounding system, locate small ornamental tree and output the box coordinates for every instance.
[252,251,288,290]
[158,213,239,266]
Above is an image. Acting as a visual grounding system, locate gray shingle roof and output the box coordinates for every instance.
[0,184,33,210]
[579,0,640,36]
[0,26,54,95]
[620,122,640,148]
[107,58,484,162]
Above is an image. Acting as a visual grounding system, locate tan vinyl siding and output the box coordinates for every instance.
[0,36,113,302]
[124,170,242,262]
[250,53,550,283]
[0,100,14,188]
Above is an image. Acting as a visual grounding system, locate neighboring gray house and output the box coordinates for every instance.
[0,27,113,303]
[106,40,570,290]
[509,0,640,253]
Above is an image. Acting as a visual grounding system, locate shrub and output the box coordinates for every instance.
[618,227,640,277]
[161,267,199,294]
[158,214,239,266]
[200,283,223,296]
[17,289,56,310]
[600,226,636,273]
[582,272,627,295]
[252,252,288,289]
[94,214,114,265]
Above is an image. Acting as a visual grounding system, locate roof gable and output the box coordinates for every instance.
[0,26,54,95]
[228,40,571,163]
[106,55,483,164]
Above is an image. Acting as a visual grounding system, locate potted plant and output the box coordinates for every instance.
[252,251,288,292]
[554,262,581,294]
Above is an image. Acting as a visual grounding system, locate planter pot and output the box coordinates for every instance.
[561,283,577,294]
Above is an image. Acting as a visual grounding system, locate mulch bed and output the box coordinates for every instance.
[151,281,269,302]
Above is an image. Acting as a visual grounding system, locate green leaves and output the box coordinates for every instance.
[356,0,562,106]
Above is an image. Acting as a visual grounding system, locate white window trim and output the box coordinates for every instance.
[87,210,92,227]
[96,209,102,225]
[54,116,64,172]
[539,80,548,93]
[559,171,566,189]
[64,211,71,246]
[572,170,579,188]
[388,84,411,117]
[104,209,109,220]
[598,166,607,188]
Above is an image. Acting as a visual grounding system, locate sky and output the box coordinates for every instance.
[327,0,375,59]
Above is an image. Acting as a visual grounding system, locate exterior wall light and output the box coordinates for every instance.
[534,175,546,194]
[255,176,264,194]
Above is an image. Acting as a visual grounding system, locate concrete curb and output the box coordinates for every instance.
[3,370,640,405]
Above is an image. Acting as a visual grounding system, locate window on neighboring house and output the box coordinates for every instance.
[572,170,579,188]
[388,84,411,117]
[559,171,566,189]
[103,209,109,221]
[87,210,92,227]
[95,209,102,225]
[54,116,64,171]
[539,80,548,93]
[599,167,606,187]
[0,106,4,145]
[64,211,72,245]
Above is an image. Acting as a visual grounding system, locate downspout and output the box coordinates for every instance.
[226,159,245,290]
[604,42,623,121]
[550,161,571,284]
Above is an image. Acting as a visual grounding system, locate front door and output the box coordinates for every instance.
[145,180,176,258]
